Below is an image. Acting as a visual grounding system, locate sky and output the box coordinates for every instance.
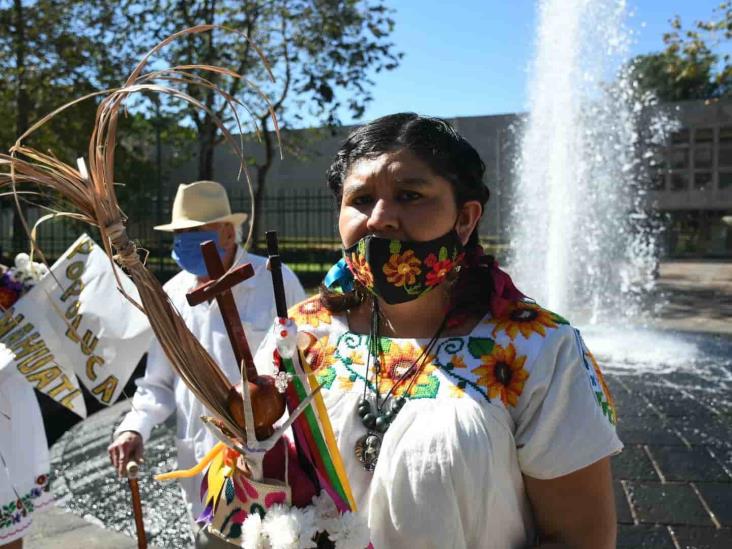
[329,0,729,125]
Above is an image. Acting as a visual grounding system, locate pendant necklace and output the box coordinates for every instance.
[354,299,446,471]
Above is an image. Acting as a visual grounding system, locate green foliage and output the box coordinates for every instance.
[0,0,401,249]
[629,1,731,101]
[128,0,402,131]
[110,0,402,243]
[0,1,193,250]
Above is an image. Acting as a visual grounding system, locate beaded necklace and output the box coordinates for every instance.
[354,299,447,471]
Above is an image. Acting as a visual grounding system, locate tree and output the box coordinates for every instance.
[112,0,401,244]
[629,1,731,102]
[0,1,187,252]
[0,1,95,250]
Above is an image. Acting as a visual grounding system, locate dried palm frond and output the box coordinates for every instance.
[0,25,282,442]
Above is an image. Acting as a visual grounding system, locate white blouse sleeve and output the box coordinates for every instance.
[512,325,622,479]
[114,338,177,442]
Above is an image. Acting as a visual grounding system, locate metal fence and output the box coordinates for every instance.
[1,187,514,288]
[1,189,342,288]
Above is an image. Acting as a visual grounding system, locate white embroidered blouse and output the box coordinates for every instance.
[256,296,622,549]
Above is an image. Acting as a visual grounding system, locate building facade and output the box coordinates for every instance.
[647,99,732,257]
[166,100,732,258]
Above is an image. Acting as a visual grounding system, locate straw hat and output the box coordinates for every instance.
[154,180,248,232]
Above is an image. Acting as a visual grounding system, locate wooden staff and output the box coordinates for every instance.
[265,231,289,318]
[126,460,147,549]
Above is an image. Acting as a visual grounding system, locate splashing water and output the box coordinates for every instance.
[510,0,673,324]
[507,0,732,384]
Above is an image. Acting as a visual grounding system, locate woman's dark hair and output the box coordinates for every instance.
[326,113,489,241]
[321,113,493,315]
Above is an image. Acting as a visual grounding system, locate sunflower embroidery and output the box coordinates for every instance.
[302,335,337,372]
[491,302,558,340]
[374,341,438,398]
[345,253,374,288]
[472,342,528,407]
[383,250,421,287]
[289,297,332,328]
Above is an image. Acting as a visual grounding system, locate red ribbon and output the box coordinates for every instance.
[486,257,525,318]
[448,246,525,326]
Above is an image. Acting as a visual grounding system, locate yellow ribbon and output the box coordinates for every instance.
[154,442,226,481]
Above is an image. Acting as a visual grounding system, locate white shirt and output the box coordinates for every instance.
[115,247,306,518]
[256,296,622,549]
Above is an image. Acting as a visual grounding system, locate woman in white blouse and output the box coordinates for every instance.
[259,112,621,548]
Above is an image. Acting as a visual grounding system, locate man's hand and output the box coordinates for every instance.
[108,431,144,477]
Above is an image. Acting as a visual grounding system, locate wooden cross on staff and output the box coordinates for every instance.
[186,242,256,378]
[186,240,284,441]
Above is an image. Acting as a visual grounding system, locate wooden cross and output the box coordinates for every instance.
[185,239,285,441]
[185,240,257,381]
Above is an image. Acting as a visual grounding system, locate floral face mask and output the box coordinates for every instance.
[343,229,465,305]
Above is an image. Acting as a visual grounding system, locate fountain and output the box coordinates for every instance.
[511,0,670,323]
[508,0,731,467]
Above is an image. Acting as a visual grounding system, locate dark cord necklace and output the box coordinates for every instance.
[354,299,447,471]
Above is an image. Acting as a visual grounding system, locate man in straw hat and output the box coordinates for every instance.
[108,181,306,542]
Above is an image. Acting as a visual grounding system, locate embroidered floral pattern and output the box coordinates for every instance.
[337,351,363,391]
[448,383,466,398]
[289,297,332,328]
[198,451,292,544]
[315,365,337,390]
[472,343,528,407]
[334,335,441,399]
[383,250,421,287]
[449,355,467,369]
[491,302,558,340]
[0,475,50,534]
[296,302,608,428]
[424,252,463,287]
[435,337,493,402]
[375,341,439,398]
[345,253,374,289]
[302,335,337,372]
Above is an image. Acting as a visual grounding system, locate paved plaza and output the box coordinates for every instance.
[24,262,732,548]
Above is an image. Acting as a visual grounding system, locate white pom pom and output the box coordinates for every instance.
[14,253,29,270]
[262,504,298,549]
[329,511,370,549]
[260,504,319,549]
[241,513,267,549]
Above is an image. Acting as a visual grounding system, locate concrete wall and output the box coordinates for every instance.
[167,113,520,240]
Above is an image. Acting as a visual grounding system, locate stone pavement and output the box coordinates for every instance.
[25,402,186,548]
[651,261,732,335]
[608,372,732,548]
[605,261,732,548]
[24,505,153,549]
[22,260,732,548]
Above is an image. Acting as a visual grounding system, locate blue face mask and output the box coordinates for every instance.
[171,230,227,277]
